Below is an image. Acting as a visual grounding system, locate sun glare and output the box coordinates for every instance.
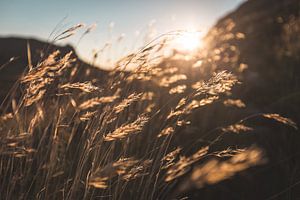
[174,31,203,52]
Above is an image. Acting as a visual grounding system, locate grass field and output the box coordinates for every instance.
[1,1,300,199]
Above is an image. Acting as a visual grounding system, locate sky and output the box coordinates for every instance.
[0,0,245,67]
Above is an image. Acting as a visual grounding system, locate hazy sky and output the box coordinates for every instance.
[0,0,245,65]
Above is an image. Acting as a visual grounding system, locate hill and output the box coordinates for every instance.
[185,0,300,198]
[0,37,107,107]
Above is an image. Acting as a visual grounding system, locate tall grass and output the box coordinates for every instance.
[0,25,297,200]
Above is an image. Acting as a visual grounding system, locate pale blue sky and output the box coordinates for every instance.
[0,0,245,65]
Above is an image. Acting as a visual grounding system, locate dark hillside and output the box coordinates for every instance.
[0,37,107,107]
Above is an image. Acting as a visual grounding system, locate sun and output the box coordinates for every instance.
[174,31,203,52]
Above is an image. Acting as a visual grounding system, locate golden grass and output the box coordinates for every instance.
[0,24,298,200]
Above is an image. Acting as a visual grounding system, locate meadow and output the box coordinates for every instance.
[1,1,300,199]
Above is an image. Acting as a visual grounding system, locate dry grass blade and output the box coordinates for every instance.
[162,147,182,169]
[159,74,187,87]
[192,71,238,96]
[21,51,74,83]
[213,148,246,158]
[57,32,75,41]
[60,81,100,93]
[78,95,119,110]
[28,105,44,133]
[88,177,109,189]
[80,111,97,121]
[223,99,246,108]
[122,159,153,181]
[185,96,219,113]
[165,146,209,182]
[23,89,46,107]
[157,127,174,138]
[27,41,32,70]
[21,51,75,106]
[104,115,149,141]
[262,113,298,130]
[88,158,139,189]
[54,23,84,41]
[113,93,142,114]
[222,123,253,134]
[187,147,266,189]
[167,109,184,120]
[61,23,84,35]
[113,157,140,175]
[0,113,13,122]
[169,85,187,94]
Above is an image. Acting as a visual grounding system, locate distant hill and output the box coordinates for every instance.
[0,37,106,105]
[183,0,300,199]
[205,0,300,124]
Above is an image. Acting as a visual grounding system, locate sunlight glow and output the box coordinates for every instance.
[174,31,203,52]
